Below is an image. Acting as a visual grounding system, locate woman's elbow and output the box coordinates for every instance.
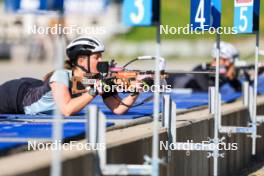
[63,112,73,116]
[112,108,127,115]
[61,112,71,116]
[61,109,74,116]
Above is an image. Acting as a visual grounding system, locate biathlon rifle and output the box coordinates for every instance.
[71,56,168,95]
[236,63,264,81]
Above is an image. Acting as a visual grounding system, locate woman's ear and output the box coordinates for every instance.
[77,56,85,66]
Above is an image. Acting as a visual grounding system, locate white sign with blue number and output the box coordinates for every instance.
[190,0,211,30]
[4,0,64,13]
[20,0,40,11]
[64,0,107,15]
[122,0,153,26]
[234,0,254,33]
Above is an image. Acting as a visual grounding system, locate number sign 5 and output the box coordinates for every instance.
[234,0,254,33]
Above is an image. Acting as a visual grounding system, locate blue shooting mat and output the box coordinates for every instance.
[79,93,155,119]
[0,143,23,151]
[0,91,242,120]
[0,122,114,151]
[170,92,209,109]
[258,74,264,94]
[0,93,155,120]
[221,92,242,102]
[61,91,241,116]
[237,76,264,95]
[0,90,243,151]
[169,91,242,109]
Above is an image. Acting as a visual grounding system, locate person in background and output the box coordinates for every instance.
[173,41,242,93]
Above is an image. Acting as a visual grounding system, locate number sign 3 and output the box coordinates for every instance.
[122,0,160,26]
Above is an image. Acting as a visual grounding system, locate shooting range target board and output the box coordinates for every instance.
[63,0,108,15]
[190,0,222,30]
[122,0,160,26]
[234,0,260,33]
[190,0,211,30]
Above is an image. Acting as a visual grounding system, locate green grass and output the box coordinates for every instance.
[116,0,264,42]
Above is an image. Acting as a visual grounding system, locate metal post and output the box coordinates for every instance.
[51,11,64,176]
[163,95,171,162]
[243,82,249,107]
[218,93,222,128]
[163,95,176,163]
[151,21,161,176]
[88,106,107,175]
[162,95,171,128]
[99,111,107,168]
[252,31,260,155]
[209,87,216,114]
[171,101,177,144]
[167,95,224,162]
[164,94,224,172]
[213,33,221,176]
[87,105,98,144]
[249,86,254,120]
[93,106,154,175]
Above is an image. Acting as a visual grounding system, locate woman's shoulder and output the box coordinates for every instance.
[51,69,72,78]
[49,69,72,87]
[53,69,72,75]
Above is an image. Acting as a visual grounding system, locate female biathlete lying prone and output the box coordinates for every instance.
[0,37,144,116]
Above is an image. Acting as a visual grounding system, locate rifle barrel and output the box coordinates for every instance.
[166,70,216,75]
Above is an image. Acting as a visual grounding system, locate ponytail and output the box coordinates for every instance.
[64,60,74,69]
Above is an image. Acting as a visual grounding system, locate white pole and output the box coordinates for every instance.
[242,82,249,107]
[151,22,161,176]
[252,31,260,155]
[99,111,107,168]
[209,87,216,114]
[249,86,254,120]
[213,33,221,176]
[51,12,64,176]
[163,95,171,128]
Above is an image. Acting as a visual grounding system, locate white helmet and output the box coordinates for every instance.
[66,37,105,73]
[211,41,239,63]
[66,36,105,62]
